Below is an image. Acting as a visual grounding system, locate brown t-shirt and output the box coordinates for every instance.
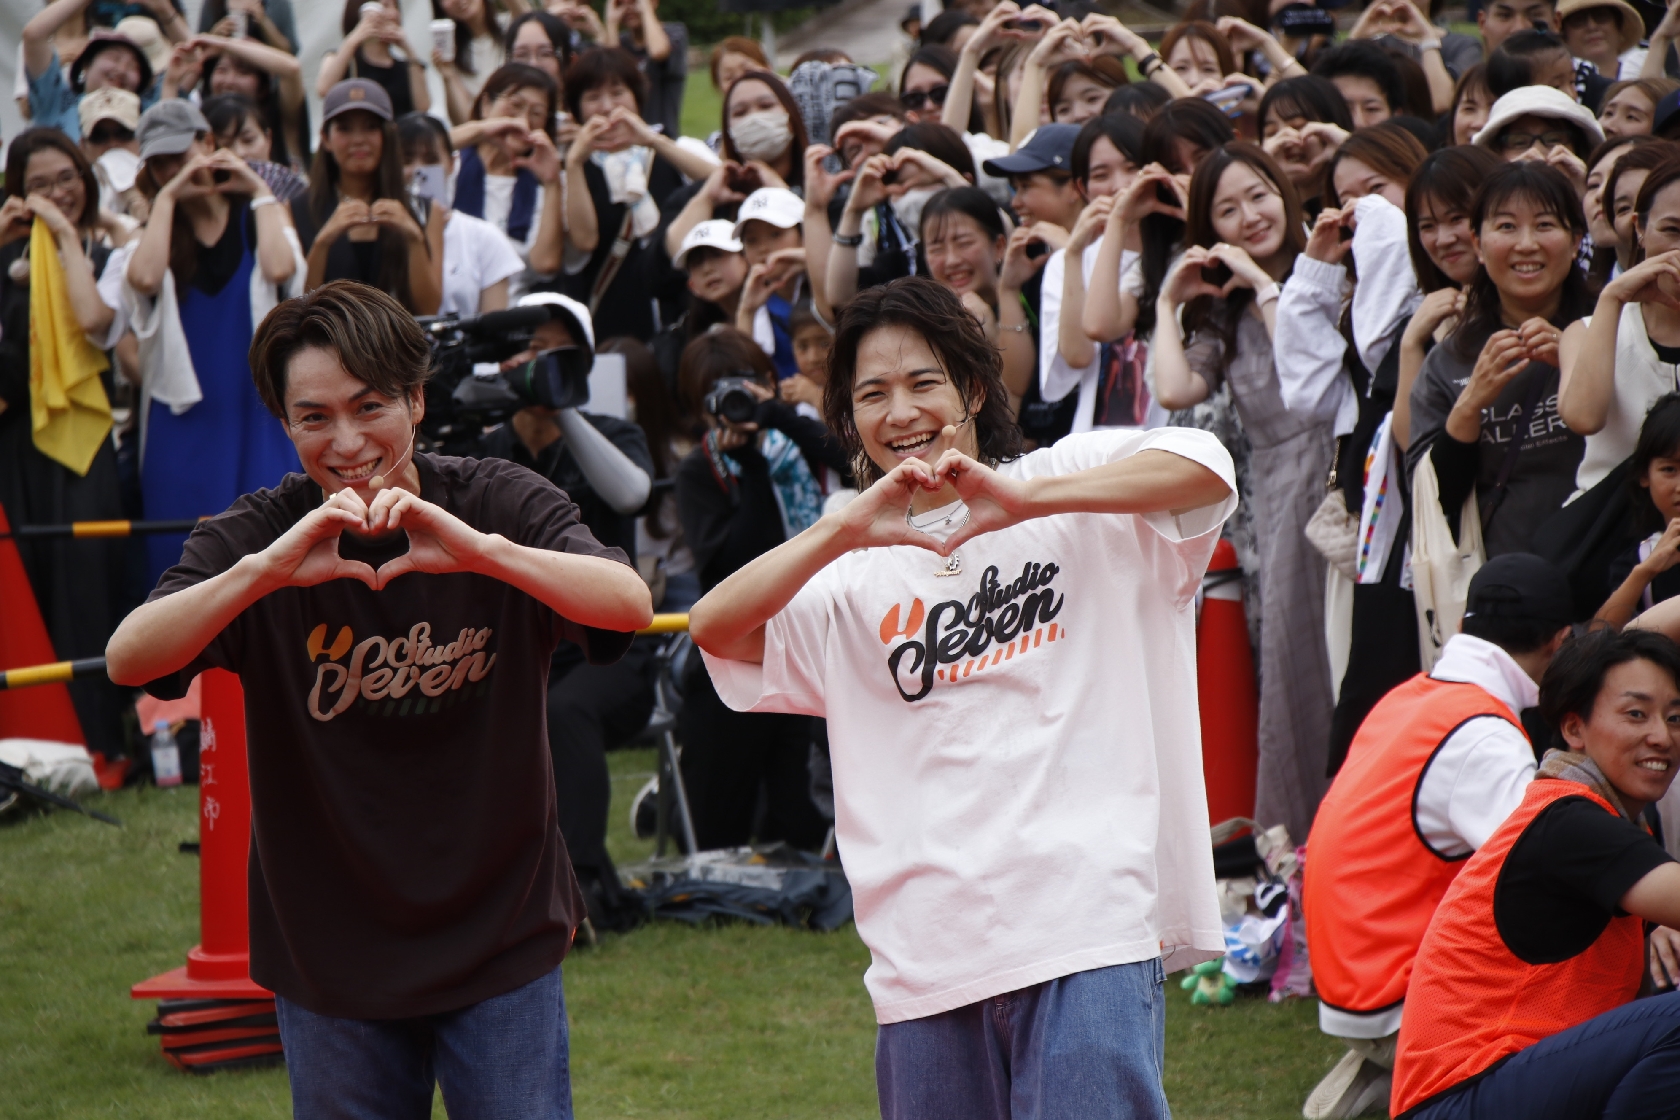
[144,453,635,1018]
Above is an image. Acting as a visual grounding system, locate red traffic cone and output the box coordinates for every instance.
[0,504,86,748]
[1197,539,1259,827]
[133,670,279,1071]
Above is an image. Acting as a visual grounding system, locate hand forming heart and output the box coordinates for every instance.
[260,486,488,593]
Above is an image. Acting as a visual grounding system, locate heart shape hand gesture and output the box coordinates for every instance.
[259,486,488,593]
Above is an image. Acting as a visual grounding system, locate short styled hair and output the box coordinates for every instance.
[249,281,432,418]
[1312,41,1406,113]
[565,47,646,120]
[1539,626,1680,733]
[823,277,1022,485]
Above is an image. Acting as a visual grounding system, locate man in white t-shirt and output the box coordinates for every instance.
[689,276,1235,1118]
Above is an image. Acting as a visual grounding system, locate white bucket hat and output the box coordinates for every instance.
[1472,85,1605,152]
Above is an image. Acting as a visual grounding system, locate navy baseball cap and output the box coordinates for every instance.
[982,124,1081,178]
[1463,554,1575,626]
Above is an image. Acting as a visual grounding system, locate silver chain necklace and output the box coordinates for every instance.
[907,500,968,576]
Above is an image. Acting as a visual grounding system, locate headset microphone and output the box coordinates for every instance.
[369,428,417,492]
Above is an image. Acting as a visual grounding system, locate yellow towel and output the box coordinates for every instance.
[29,216,111,476]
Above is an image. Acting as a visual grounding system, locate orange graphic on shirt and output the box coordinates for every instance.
[305,621,497,722]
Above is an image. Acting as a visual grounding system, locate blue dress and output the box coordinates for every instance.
[143,202,299,585]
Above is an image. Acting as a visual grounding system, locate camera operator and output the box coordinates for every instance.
[673,327,849,850]
[104,280,652,1111]
[477,291,658,928]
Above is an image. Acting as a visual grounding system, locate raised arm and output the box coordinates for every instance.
[826,153,892,310]
[1057,198,1111,370]
[945,2,1027,133]
[516,131,565,274]
[564,117,609,254]
[316,18,374,97]
[23,197,115,337]
[1561,252,1680,434]
[22,0,89,79]
[800,146,852,320]
[1150,250,1223,410]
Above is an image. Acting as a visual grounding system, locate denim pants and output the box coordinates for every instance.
[1411,990,1680,1120]
[875,958,1171,1120]
[273,964,571,1120]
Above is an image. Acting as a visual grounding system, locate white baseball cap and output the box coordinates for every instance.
[673,219,744,269]
[731,188,804,239]
[517,291,594,358]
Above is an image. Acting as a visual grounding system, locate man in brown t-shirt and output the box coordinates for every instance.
[106,281,652,1118]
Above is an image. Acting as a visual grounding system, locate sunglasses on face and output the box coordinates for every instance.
[900,84,949,112]
[1498,129,1576,153]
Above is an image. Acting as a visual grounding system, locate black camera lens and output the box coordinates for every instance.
[704,376,760,425]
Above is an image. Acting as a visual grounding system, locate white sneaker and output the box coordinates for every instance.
[1304,1051,1391,1119]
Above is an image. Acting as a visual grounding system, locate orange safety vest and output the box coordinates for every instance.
[1305,675,1525,1019]
[1390,779,1646,1116]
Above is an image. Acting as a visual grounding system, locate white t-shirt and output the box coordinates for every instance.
[438,209,526,317]
[481,174,544,260]
[1041,242,1153,434]
[702,428,1236,1023]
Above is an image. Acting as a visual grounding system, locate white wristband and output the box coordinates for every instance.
[1255,282,1281,306]
[250,194,279,209]
[1419,38,1442,52]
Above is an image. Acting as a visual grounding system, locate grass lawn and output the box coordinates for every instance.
[0,746,1353,1119]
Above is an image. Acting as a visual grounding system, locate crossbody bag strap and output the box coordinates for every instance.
[588,207,637,314]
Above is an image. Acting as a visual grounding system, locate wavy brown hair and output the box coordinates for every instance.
[824,276,1021,486]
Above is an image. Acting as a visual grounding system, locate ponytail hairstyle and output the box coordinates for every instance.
[1449,161,1591,359]
[1180,142,1304,370]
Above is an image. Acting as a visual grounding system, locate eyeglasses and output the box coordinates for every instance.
[23,169,81,195]
[88,124,135,145]
[1498,129,1577,152]
[900,84,949,112]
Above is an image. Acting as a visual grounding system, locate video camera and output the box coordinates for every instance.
[416,305,593,452]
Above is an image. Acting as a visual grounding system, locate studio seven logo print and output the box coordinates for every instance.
[879,561,1066,703]
[306,621,497,722]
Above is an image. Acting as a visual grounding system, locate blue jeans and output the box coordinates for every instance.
[875,959,1171,1120]
[1411,990,1680,1120]
[273,965,571,1120]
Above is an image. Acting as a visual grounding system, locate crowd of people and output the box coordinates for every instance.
[15,0,1680,1114]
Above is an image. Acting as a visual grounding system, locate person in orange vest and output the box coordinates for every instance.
[1301,554,1574,1120]
[1391,625,1680,1120]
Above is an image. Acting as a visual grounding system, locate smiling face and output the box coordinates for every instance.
[82,43,143,94]
[1053,73,1112,126]
[1332,74,1392,130]
[1167,37,1223,88]
[578,76,639,127]
[1559,658,1680,813]
[923,209,1003,298]
[323,110,385,177]
[22,147,88,228]
[1454,81,1492,146]
[1415,194,1480,287]
[839,113,898,168]
[1332,155,1406,208]
[1210,159,1287,263]
[283,346,424,498]
[850,323,980,475]
[209,54,263,100]
[1010,171,1082,229]
[1639,179,1680,262]
[1600,86,1656,141]
[486,84,549,144]
[1474,191,1581,311]
[144,133,216,193]
[1082,135,1137,201]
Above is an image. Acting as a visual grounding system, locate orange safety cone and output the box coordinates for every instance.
[1197,539,1259,827]
[132,669,280,1070]
[0,504,87,749]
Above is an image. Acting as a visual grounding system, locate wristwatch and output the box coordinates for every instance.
[831,229,864,248]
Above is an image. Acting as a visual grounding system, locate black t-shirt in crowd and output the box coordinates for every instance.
[1493,793,1674,964]
[555,157,684,343]
[142,454,635,1018]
